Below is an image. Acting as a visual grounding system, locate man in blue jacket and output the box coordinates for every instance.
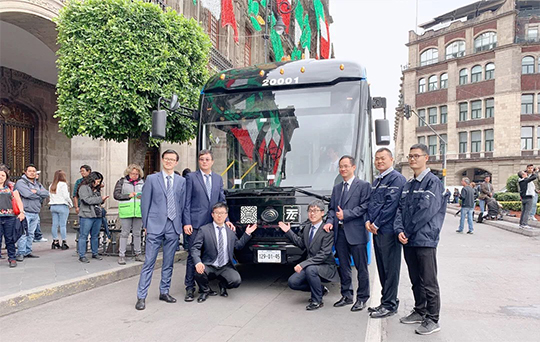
[394,144,446,335]
[366,148,406,318]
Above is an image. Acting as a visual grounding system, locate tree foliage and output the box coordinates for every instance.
[55,0,211,143]
[506,175,519,193]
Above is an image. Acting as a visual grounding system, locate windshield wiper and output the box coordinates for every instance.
[279,186,330,202]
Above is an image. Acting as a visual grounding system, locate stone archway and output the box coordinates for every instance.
[457,167,492,185]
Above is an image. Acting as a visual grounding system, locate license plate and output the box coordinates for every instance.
[257,250,281,263]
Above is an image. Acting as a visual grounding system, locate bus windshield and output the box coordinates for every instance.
[200,81,361,192]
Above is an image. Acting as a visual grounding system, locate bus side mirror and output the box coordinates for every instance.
[151,109,167,139]
[375,119,390,146]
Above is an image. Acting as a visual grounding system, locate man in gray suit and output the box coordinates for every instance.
[191,202,257,303]
[135,150,186,310]
[278,200,338,310]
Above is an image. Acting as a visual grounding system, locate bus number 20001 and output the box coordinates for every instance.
[262,77,299,86]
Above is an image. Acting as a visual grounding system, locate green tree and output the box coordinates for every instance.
[506,175,519,193]
[55,0,211,165]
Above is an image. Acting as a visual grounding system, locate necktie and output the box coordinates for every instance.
[205,174,211,199]
[166,175,176,220]
[308,226,316,245]
[339,182,349,207]
[217,226,225,267]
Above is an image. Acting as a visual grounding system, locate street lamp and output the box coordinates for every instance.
[263,0,297,63]
[274,15,286,35]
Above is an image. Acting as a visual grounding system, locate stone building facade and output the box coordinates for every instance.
[395,0,540,190]
[0,0,331,216]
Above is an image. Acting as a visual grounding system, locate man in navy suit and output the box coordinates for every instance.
[182,149,235,302]
[323,155,372,312]
[135,149,186,310]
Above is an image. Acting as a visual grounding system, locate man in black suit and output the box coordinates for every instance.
[191,202,257,303]
[323,155,372,312]
[278,200,338,310]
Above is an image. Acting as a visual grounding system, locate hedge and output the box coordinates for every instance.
[498,201,540,215]
[494,192,521,202]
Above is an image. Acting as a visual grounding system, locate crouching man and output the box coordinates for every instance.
[278,200,338,311]
[191,202,257,303]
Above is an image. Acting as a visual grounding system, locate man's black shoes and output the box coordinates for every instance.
[306,302,324,311]
[135,298,145,310]
[185,288,195,302]
[368,304,382,313]
[159,293,177,303]
[351,300,367,312]
[370,306,397,318]
[197,292,209,303]
[219,285,228,297]
[333,296,353,307]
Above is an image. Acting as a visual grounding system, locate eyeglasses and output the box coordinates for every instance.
[163,158,177,162]
[407,154,427,160]
[212,211,227,216]
[308,209,322,214]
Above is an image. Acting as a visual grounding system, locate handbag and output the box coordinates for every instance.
[8,183,20,215]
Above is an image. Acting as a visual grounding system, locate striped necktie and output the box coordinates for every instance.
[166,175,176,221]
[217,226,225,267]
[205,174,211,199]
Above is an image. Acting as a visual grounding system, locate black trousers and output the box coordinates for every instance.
[288,265,327,303]
[194,264,241,293]
[335,228,370,301]
[373,231,401,311]
[403,246,440,323]
[184,228,199,290]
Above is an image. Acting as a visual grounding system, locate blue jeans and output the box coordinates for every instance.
[17,212,40,256]
[0,216,17,260]
[78,217,101,258]
[479,199,486,213]
[530,193,538,218]
[51,204,69,240]
[458,207,474,232]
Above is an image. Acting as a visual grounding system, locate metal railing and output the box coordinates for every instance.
[210,47,234,71]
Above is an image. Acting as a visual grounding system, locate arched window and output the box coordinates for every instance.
[471,65,482,83]
[445,40,466,59]
[522,56,535,74]
[418,78,426,93]
[459,69,468,85]
[440,73,448,89]
[420,48,438,66]
[474,32,497,52]
[428,75,438,91]
[485,63,495,80]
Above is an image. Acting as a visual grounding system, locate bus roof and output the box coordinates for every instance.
[203,59,367,94]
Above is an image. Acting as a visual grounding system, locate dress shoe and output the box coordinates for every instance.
[197,292,209,303]
[208,288,218,296]
[219,285,228,297]
[92,254,103,260]
[351,300,367,312]
[368,304,382,313]
[25,253,39,258]
[306,302,324,311]
[309,286,329,303]
[159,293,177,303]
[333,296,353,307]
[370,307,397,318]
[135,298,146,310]
[185,288,195,302]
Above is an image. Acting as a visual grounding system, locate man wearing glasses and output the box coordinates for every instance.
[394,144,447,335]
[191,203,257,302]
[135,150,186,310]
[278,200,338,310]
[182,150,235,302]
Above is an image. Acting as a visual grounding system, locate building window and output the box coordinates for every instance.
[440,73,448,89]
[485,98,494,118]
[471,130,481,152]
[420,48,438,66]
[428,107,437,124]
[206,9,219,49]
[428,75,438,91]
[459,102,468,121]
[471,65,482,83]
[522,94,534,114]
[445,40,466,59]
[418,136,426,145]
[522,56,535,74]
[459,68,468,85]
[485,63,495,80]
[471,100,482,119]
[428,135,437,156]
[527,27,539,41]
[244,26,252,66]
[485,129,494,152]
[418,78,426,93]
[521,126,533,150]
[474,32,497,52]
[440,134,447,155]
[459,132,468,153]
[440,105,448,124]
[418,109,426,127]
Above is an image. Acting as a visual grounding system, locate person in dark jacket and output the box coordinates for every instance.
[518,169,538,229]
[394,144,446,335]
[457,177,475,234]
[365,148,406,318]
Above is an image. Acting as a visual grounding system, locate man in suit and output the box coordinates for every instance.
[365,148,406,318]
[135,149,186,310]
[182,149,235,302]
[278,200,338,311]
[323,155,372,312]
[191,202,257,303]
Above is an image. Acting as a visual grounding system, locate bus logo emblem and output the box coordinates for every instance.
[283,206,300,223]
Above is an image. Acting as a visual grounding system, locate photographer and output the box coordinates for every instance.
[518,165,538,229]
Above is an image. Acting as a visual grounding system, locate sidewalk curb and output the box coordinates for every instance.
[446,206,540,237]
[0,251,187,317]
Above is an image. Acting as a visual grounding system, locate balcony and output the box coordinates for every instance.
[210,47,234,72]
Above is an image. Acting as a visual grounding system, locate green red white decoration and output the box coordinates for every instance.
[221,0,239,42]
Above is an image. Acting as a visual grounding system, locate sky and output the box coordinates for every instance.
[329,0,474,150]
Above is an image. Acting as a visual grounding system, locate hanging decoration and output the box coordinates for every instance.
[292,1,311,60]
[314,0,330,59]
[221,0,239,42]
[201,0,221,19]
[247,0,262,31]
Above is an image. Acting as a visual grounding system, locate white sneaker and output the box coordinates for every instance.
[34,237,48,242]
[531,216,537,221]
